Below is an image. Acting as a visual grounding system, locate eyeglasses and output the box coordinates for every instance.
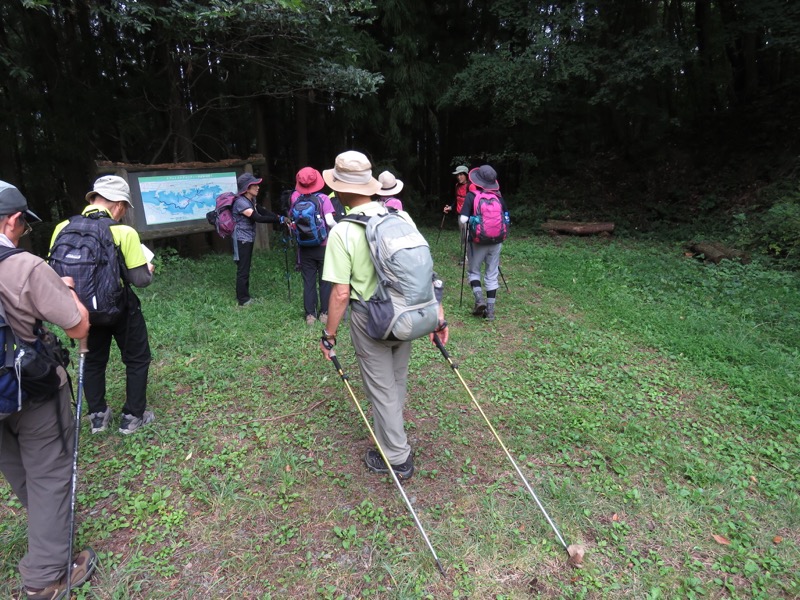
[20,216,32,237]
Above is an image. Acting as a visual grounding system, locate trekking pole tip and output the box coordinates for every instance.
[436,559,447,577]
[567,544,586,566]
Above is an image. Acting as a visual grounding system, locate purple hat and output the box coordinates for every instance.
[237,173,263,194]
[468,165,499,191]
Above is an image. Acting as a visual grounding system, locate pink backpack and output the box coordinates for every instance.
[470,191,508,245]
[206,192,237,238]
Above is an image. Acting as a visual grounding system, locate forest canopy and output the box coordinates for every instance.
[2,0,799,242]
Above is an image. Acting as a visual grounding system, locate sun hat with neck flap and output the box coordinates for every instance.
[322,151,382,196]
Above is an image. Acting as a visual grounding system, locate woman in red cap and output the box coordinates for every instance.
[289,167,337,325]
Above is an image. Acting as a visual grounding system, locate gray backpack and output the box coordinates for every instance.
[343,209,439,341]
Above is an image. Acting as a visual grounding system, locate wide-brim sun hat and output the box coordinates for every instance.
[376,171,403,196]
[295,167,324,194]
[452,165,469,175]
[0,180,42,222]
[468,165,499,191]
[237,172,263,194]
[322,151,382,196]
[85,175,133,206]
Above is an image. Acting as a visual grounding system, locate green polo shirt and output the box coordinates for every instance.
[50,206,148,270]
[324,201,414,301]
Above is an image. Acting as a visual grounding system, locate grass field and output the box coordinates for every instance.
[1,228,798,599]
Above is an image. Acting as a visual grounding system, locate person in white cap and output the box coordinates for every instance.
[50,175,156,435]
[443,165,470,264]
[375,170,404,211]
[0,180,97,599]
[319,151,448,481]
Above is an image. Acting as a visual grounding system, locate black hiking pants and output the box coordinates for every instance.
[299,244,330,317]
[84,293,151,419]
[235,240,254,305]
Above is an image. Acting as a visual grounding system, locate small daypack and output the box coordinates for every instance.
[291,193,327,246]
[205,192,237,238]
[0,247,70,419]
[329,194,346,223]
[469,190,508,245]
[342,210,439,341]
[49,211,127,326]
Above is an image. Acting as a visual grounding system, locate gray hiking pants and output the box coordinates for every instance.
[349,306,412,465]
[467,242,503,291]
[0,383,73,588]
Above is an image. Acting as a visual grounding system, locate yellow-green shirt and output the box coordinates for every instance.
[50,206,148,270]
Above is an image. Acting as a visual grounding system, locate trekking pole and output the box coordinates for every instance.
[458,229,468,307]
[282,225,291,301]
[498,265,510,293]
[431,334,573,556]
[435,212,446,245]
[324,344,446,577]
[66,337,88,598]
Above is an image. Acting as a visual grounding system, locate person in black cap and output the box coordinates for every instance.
[232,172,284,306]
[0,180,98,599]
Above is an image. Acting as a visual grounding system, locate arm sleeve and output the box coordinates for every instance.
[127,264,153,288]
[250,209,282,224]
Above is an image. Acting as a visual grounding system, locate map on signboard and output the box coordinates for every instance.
[138,171,238,225]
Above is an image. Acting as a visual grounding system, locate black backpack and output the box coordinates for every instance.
[49,211,128,326]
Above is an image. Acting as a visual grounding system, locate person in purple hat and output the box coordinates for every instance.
[459,165,509,321]
[232,172,284,306]
[289,167,337,325]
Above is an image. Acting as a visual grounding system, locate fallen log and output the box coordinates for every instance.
[687,241,751,264]
[541,220,615,236]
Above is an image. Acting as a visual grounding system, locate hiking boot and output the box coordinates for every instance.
[23,547,98,600]
[319,312,328,326]
[88,407,112,434]
[472,288,486,316]
[485,304,496,321]
[305,314,317,326]
[119,411,155,435]
[364,448,415,480]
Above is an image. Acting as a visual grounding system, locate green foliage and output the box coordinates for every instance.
[1,233,797,598]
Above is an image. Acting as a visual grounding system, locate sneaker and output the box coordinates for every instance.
[319,312,328,326]
[364,448,414,480]
[239,299,253,307]
[88,407,112,434]
[24,547,98,599]
[305,314,317,325]
[119,411,155,435]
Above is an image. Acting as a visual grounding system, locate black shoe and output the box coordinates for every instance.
[364,448,415,480]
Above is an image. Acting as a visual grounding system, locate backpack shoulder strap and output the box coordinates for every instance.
[0,246,25,263]
[341,213,371,226]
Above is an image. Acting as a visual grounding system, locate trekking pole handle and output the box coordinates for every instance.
[432,333,456,368]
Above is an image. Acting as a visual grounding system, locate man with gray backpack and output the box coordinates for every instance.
[319,151,448,481]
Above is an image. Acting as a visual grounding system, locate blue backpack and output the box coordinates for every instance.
[291,193,327,246]
[0,247,69,419]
